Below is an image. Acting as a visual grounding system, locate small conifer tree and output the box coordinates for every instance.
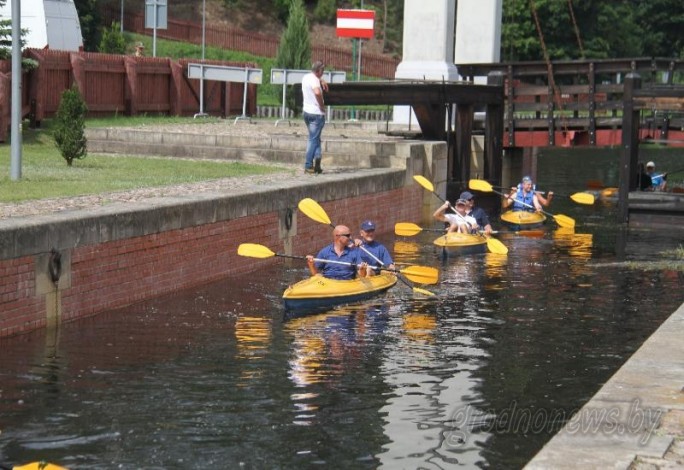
[274,0,311,114]
[53,85,88,166]
[99,22,127,54]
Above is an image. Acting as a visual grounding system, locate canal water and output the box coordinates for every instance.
[1,149,683,469]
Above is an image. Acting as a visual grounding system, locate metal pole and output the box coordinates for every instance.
[281,71,287,119]
[350,39,357,120]
[10,0,22,180]
[152,0,157,57]
[201,0,206,60]
[199,0,205,115]
[120,0,124,32]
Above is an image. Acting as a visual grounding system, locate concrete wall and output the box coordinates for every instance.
[0,140,447,338]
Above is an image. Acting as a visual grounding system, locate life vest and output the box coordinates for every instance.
[513,187,536,212]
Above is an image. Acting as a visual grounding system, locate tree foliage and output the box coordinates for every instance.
[500,0,683,61]
[74,0,101,52]
[0,0,38,69]
[54,85,88,166]
[99,22,127,54]
[274,0,310,114]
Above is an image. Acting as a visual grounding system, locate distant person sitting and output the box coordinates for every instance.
[645,161,667,191]
[503,176,543,212]
[354,220,395,274]
[433,199,478,234]
[638,162,652,191]
[306,225,369,280]
[461,191,493,235]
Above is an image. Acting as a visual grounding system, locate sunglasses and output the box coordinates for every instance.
[336,233,351,238]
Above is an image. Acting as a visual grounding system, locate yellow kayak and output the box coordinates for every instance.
[500,210,547,231]
[432,232,487,255]
[283,273,397,312]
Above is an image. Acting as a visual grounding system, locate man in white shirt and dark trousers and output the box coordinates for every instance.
[301,61,328,174]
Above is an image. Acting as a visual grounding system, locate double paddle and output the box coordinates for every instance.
[297,198,438,296]
[469,179,576,229]
[237,243,438,286]
[413,175,509,255]
[496,186,594,205]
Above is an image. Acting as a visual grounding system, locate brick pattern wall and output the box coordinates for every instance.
[0,256,43,336]
[0,187,422,338]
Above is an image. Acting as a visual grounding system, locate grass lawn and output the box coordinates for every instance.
[0,119,289,203]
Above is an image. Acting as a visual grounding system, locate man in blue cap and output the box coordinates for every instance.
[354,220,395,274]
[461,191,493,235]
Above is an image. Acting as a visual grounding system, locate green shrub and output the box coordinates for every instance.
[53,85,88,166]
[99,22,127,54]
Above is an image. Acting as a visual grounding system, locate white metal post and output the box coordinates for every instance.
[10,0,22,180]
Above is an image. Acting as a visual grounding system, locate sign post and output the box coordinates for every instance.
[145,0,168,57]
[336,9,374,120]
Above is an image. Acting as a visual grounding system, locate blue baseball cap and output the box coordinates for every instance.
[361,220,376,231]
[459,191,474,200]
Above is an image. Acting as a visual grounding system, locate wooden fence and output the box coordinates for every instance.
[0,49,257,142]
[102,8,400,79]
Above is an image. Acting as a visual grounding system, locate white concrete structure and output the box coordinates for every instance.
[393,0,459,124]
[455,0,502,83]
[393,0,502,124]
[0,0,83,51]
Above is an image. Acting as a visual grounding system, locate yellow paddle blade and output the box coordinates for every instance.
[412,286,435,297]
[399,265,439,285]
[569,192,595,205]
[553,214,576,229]
[486,237,509,255]
[298,198,332,226]
[14,464,69,470]
[413,175,435,192]
[395,222,422,237]
[469,179,494,193]
[237,243,276,259]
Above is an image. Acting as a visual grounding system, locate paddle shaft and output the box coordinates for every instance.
[277,253,359,268]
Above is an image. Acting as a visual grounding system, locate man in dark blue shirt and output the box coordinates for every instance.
[355,220,395,273]
[306,225,368,280]
[461,191,494,235]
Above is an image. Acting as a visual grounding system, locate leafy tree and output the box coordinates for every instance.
[99,22,127,54]
[501,0,643,61]
[635,0,684,58]
[274,0,310,113]
[54,85,88,166]
[74,0,101,52]
[273,0,292,23]
[313,0,336,24]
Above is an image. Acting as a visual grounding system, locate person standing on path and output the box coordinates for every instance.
[302,61,328,175]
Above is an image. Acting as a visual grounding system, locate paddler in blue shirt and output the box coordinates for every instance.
[306,225,369,280]
[645,161,667,191]
[353,220,395,274]
[503,176,543,212]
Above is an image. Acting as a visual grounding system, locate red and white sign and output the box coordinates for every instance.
[336,9,375,39]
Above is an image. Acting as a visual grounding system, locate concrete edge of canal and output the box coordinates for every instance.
[525,302,684,469]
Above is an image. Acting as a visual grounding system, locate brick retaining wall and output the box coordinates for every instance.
[0,173,426,338]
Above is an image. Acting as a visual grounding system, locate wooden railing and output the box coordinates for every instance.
[457,57,684,147]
